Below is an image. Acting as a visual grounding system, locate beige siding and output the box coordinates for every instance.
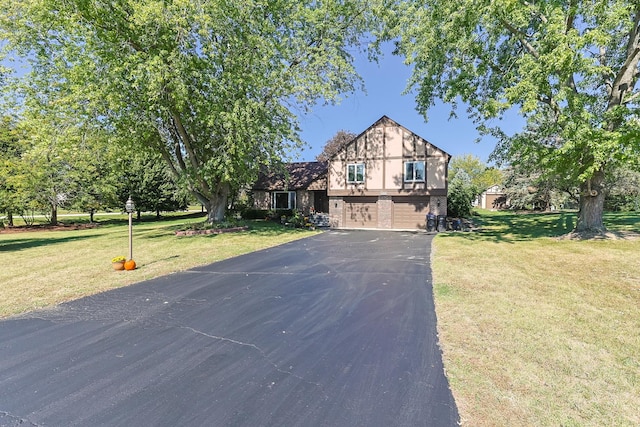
[366,159,384,189]
[329,161,345,190]
[384,158,402,190]
[369,127,384,158]
[426,157,447,190]
[402,130,413,157]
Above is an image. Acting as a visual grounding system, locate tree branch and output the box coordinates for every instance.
[498,17,540,59]
[170,109,200,171]
[169,110,214,197]
[623,90,640,104]
[523,1,548,24]
[563,0,579,94]
[565,0,577,35]
[625,9,640,61]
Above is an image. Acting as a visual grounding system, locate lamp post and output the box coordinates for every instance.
[125,196,135,260]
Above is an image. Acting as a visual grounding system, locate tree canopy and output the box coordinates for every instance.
[388,0,640,232]
[447,154,503,217]
[449,154,504,194]
[0,0,378,222]
[316,130,357,162]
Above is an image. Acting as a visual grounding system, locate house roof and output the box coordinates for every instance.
[329,115,452,161]
[253,162,328,191]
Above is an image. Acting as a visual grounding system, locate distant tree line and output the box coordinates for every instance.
[448,154,640,217]
[0,115,188,226]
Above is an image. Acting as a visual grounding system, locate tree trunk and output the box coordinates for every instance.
[7,212,13,227]
[575,169,606,233]
[203,194,228,223]
[50,205,58,225]
[89,209,95,223]
[192,183,230,223]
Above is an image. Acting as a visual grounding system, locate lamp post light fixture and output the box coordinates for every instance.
[125,196,135,261]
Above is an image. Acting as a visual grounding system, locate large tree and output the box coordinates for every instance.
[388,0,640,233]
[0,116,24,226]
[316,130,357,162]
[115,149,189,219]
[0,0,376,222]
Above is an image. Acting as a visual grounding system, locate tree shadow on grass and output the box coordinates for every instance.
[604,212,640,231]
[439,211,578,243]
[0,234,96,252]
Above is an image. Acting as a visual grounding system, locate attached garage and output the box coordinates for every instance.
[344,197,378,228]
[392,197,429,230]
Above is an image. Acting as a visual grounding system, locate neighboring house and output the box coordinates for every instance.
[327,116,451,230]
[475,185,508,210]
[251,162,329,214]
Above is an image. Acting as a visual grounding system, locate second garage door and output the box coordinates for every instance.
[344,197,378,228]
[392,197,429,230]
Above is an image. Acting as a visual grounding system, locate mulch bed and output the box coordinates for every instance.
[1,223,100,234]
[175,226,248,236]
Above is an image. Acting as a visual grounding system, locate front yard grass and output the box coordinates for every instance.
[0,213,319,318]
[433,210,640,426]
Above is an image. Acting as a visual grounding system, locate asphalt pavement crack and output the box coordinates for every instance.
[179,326,329,400]
[181,326,264,352]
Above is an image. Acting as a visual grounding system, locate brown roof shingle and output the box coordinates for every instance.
[253,162,327,191]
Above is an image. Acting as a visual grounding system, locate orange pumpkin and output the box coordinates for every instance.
[124,259,137,270]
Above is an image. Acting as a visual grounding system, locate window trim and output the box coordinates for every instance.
[347,163,365,184]
[271,191,296,210]
[404,160,426,183]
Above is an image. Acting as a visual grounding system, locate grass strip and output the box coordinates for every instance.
[432,210,640,426]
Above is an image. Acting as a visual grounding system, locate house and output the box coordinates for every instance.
[251,162,329,214]
[250,115,451,230]
[327,116,450,230]
[475,185,508,210]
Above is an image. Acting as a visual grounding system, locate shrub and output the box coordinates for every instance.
[241,209,270,220]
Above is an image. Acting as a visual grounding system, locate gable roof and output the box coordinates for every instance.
[330,115,452,161]
[253,162,327,191]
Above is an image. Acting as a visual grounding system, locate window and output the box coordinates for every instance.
[404,161,425,182]
[347,163,365,183]
[272,191,296,210]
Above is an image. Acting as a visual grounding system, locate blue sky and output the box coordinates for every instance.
[296,43,525,164]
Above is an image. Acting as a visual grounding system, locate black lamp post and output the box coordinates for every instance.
[125,196,135,260]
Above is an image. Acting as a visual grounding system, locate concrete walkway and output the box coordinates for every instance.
[0,230,459,426]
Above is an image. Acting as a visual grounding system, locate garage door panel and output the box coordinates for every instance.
[345,197,377,228]
[393,197,429,229]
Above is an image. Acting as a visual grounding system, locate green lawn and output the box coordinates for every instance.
[432,210,640,426]
[0,213,319,318]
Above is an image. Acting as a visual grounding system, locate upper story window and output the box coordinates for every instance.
[272,191,296,210]
[404,161,425,182]
[347,163,365,184]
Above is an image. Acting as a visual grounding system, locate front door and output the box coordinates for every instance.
[313,191,329,213]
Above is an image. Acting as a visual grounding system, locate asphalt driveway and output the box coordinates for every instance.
[0,230,459,426]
